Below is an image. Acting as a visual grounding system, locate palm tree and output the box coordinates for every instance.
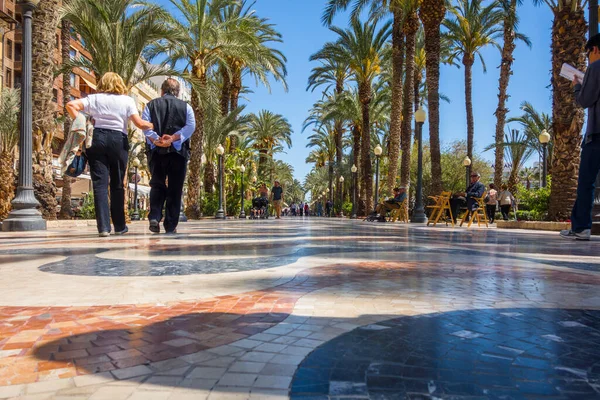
[532,0,587,220]
[507,101,553,171]
[419,0,446,195]
[286,179,306,204]
[59,20,74,220]
[0,88,20,220]
[492,0,531,188]
[485,129,534,193]
[312,19,391,213]
[32,0,61,219]
[306,125,337,202]
[245,110,292,182]
[444,0,503,177]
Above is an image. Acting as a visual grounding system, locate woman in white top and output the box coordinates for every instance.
[498,184,516,221]
[485,183,498,224]
[66,72,153,237]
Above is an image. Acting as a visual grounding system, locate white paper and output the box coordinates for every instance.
[560,63,585,81]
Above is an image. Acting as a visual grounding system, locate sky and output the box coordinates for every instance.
[157,0,557,183]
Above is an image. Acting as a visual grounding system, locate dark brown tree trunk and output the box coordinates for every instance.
[230,67,242,113]
[334,80,344,213]
[185,69,206,219]
[464,56,475,178]
[400,12,419,188]
[258,149,269,181]
[220,67,231,116]
[493,0,517,188]
[59,19,73,219]
[414,70,421,114]
[204,161,215,194]
[352,124,363,215]
[419,0,446,195]
[32,0,60,220]
[386,11,405,191]
[548,8,587,220]
[359,83,373,214]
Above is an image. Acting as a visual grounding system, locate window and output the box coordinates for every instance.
[6,39,12,60]
[80,56,90,73]
[69,48,76,60]
[70,73,76,88]
[5,68,12,88]
[14,71,21,89]
[14,43,21,62]
[52,89,58,103]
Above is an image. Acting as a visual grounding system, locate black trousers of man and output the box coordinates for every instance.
[149,152,187,233]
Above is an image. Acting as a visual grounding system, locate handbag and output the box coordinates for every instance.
[65,152,87,177]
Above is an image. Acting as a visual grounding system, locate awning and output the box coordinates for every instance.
[80,76,97,90]
[129,183,151,197]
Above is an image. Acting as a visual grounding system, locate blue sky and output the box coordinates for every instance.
[158,0,557,182]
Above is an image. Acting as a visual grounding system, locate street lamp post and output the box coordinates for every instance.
[2,0,46,232]
[411,106,428,223]
[239,164,246,219]
[131,158,140,221]
[374,145,383,211]
[339,175,345,217]
[539,130,550,188]
[463,156,472,189]
[351,164,358,219]
[215,144,225,219]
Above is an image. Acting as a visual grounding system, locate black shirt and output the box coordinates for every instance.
[272,186,283,200]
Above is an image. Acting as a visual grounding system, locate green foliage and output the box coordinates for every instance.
[515,176,551,219]
[77,193,96,219]
[128,208,149,220]
[0,88,20,153]
[515,210,544,221]
[202,192,219,217]
[342,201,353,215]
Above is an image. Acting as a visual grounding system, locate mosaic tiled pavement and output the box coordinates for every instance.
[0,219,599,399]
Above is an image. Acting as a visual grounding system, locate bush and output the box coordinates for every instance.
[77,193,95,219]
[202,192,219,217]
[342,201,353,215]
[515,210,544,221]
[516,176,551,220]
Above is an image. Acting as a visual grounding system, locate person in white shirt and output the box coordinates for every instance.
[66,72,153,237]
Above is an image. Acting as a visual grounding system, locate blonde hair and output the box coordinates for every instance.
[96,72,127,95]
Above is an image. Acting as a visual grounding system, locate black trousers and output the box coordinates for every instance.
[486,204,496,223]
[500,205,511,220]
[86,128,128,233]
[571,138,600,231]
[149,152,187,232]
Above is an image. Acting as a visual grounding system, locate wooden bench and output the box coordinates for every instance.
[426,191,454,227]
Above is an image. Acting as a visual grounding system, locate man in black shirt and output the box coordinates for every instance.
[449,172,485,224]
[271,181,284,219]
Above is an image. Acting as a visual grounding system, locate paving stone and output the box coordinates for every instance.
[260,363,297,377]
[229,361,266,374]
[239,352,276,363]
[248,389,289,400]
[177,378,218,390]
[26,379,74,394]
[87,386,137,400]
[217,373,258,387]
[187,367,227,380]
[268,354,304,366]
[253,375,292,389]
[110,365,153,380]
[127,390,173,400]
[254,343,287,353]
[73,372,115,387]
[0,384,24,398]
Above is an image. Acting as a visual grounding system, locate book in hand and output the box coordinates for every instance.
[560,63,585,82]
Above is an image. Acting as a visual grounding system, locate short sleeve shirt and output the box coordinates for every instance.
[80,93,138,134]
[272,186,283,200]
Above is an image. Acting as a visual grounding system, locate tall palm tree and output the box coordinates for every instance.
[419,0,446,195]
[312,19,391,213]
[444,0,503,177]
[32,0,61,219]
[492,0,531,188]
[59,20,74,220]
[485,129,534,192]
[0,88,20,220]
[532,0,587,220]
[322,0,406,196]
[245,110,292,182]
[508,101,553,173]
[306,125,337,202]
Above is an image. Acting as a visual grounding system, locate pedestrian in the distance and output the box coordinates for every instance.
[498,184,515,221]
[271,181,284,219]
[486,183,498,224]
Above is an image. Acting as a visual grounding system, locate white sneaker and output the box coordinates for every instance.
[560,229,591,240]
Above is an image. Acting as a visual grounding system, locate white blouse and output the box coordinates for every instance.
[80,93,138,134]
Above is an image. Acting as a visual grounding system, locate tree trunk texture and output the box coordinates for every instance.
[548,9,587,220]
[493,0,517,188]
[386,11,405,192]
[230,66,242,113]
[414,70,421,113]
[419,0,446,195]
[58,19,74,219]
[507,165,519,194]
[185,74,205,219]
[258,149,269,182]
[463,57,475,177]
[220,67,231,117]
[352,125,365,215]
[400,12,419,188]
[328,161,334,203]
[0,152,15,220]
[359,83,373,214]
[203,161,215,194]
[32,0,60,220]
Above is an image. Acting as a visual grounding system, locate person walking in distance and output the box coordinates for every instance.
[143,78,196,234]
[486,183,498,224]
[271,181,284,219]
[561,34,600,241]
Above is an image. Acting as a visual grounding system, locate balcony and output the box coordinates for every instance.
[0,0,16,25]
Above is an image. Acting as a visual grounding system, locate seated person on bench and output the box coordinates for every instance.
[373,187,407,221]
[449,172,485,223]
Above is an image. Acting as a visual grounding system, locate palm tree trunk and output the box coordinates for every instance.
[420,0,445,195]
[204,161,215,194]
[230,67,242,113]
[359,84,373,214]
[220,67,231,116]
[386,10,405,191]
[548,8,587,220]
[352,125,363,215]
[258,149,268,181]
[400,12,419,188]
[507,165,519,194]
[186,74,205,219]
[493,0,517,188]
[464,57,475,177]
[32,0,60,220]
[58,19,73,220]
[414,70,421,114]
[0,152,15,220]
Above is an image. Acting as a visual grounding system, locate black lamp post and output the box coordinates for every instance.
[2,0,46,232]
[539,130,550,188]
[239,164,246,219]
[215,144,225,219]
[131,159,140,221]
[351,164,357,219]
[463,156,472,190]
[411,106,428,223]
[339,175,345,217]
[373,144,383,211]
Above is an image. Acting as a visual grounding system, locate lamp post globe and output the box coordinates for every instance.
[239,164,246,219]
[538,130,550,188]
[411,106,428,223]
[215,144,226,219]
